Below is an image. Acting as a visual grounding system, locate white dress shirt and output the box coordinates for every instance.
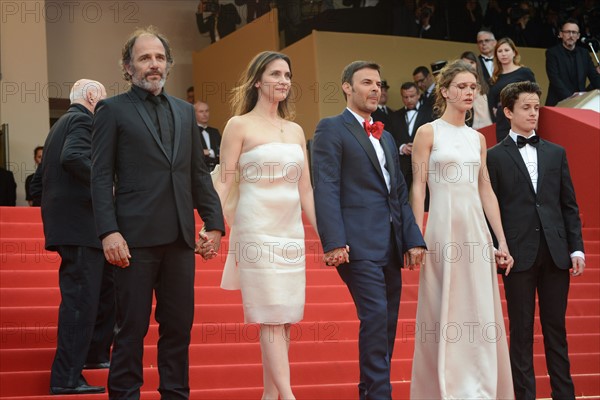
[509,130,584,260]
[347,108,391,193]
[481,55,494,77]
[199,125,216,158]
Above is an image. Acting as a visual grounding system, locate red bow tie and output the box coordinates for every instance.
[363,121,384,140]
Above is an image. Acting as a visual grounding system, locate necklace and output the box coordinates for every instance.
[252,113,284,134]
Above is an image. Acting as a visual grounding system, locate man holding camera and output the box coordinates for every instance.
[196,0,241,43]
[545,18,600,106]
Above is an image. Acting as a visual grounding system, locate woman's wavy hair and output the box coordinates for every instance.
[230,51,295,119]
[433,59,478,118]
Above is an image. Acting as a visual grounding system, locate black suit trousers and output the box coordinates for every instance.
[502,234,574,400]
[108,237,194,400]
[336,230,402,400]
[50,246,115,387]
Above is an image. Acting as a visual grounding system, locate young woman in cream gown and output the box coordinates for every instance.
[409,59,515,399]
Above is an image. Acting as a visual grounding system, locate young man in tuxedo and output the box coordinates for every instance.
[91,27,224,399]
[194,100,221,171]
[487,81,585,400]
[312,60,425,399]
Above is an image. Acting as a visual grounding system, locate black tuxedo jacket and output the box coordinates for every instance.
[478,54,493,85]
[388,105,432,178]
[38,104,101,250]
[199,126,221,158]
[196,4,241,43]
[371,105,393,127]
[487,136,584,272]
[91,89,225,249]
[545,44,600,106]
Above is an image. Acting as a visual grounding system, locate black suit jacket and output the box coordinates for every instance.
[478,54,493,85]
[371,105,393,127]
[38,104,100,250]
[91,89,225,249]
[388,105,432,180]
[0,168,16,206]
[199,125,221,168]
[545,44,600,106]
[487,136,584,272]
[196,4,241,43]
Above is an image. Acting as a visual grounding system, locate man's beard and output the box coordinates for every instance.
[131,66,168,93]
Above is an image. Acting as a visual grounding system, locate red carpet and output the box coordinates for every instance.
[1,206,599,399]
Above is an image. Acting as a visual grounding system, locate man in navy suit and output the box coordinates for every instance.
[91,27,224,399]
[488,81,585,400]
[312,61,426,399]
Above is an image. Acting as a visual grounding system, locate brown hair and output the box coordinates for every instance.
[500,81,541,111]
[433,59,478,118]
[230,51,294,119]
[120,26,174,83]
[341,61,381,100]
[460,51,489,95]
[490,37,522,84]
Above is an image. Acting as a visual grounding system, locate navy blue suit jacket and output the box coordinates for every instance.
[312,109,425,263]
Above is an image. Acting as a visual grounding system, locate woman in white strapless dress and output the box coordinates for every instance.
[210,51,317,400]
[409,60,515,399]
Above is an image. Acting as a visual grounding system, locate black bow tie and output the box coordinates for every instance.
[482,57,493,62]
[517,135,539,148]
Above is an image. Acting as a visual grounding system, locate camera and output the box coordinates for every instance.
[202,0,219,13]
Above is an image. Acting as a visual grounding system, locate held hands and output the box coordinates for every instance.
[406,246,426,270]
[102,232,131,268]
[323,245,350,267]
[571,256,585,277]
[495,242,514,276]
[194,229,222,260]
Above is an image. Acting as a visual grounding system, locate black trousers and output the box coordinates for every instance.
[50,246,115,387]
[502,235,574,400]
[108,238,195,400]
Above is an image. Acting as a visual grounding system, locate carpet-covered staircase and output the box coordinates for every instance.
[1,206,598,399]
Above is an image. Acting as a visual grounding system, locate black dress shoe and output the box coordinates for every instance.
[50,384,105,395]
[83,361,110,369]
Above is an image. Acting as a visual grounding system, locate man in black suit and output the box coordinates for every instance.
[477,30,497,85]
[25,146,43,206]
[388,82,432,191]
[38,79,114,395]
[196,0,241,43]
[371,80,393,127]
[545,19,600,106]
[488,81,585,400]
[91,27,225,399]
[412,66,436,122]
[194,100,221,171]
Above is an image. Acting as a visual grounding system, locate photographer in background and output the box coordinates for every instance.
[196,0,241,43]
[410,0,446,40]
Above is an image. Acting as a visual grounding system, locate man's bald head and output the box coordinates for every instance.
[69,79,107,113]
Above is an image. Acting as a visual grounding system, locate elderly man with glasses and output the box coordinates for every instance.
[545,18,600,106]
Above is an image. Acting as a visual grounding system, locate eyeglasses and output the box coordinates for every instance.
[561,30,580,36]
[477,39,495,44]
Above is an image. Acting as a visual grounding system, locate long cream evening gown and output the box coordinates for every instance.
[410,119,514,399]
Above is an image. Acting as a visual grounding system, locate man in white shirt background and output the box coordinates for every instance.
[194,101,221,171]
